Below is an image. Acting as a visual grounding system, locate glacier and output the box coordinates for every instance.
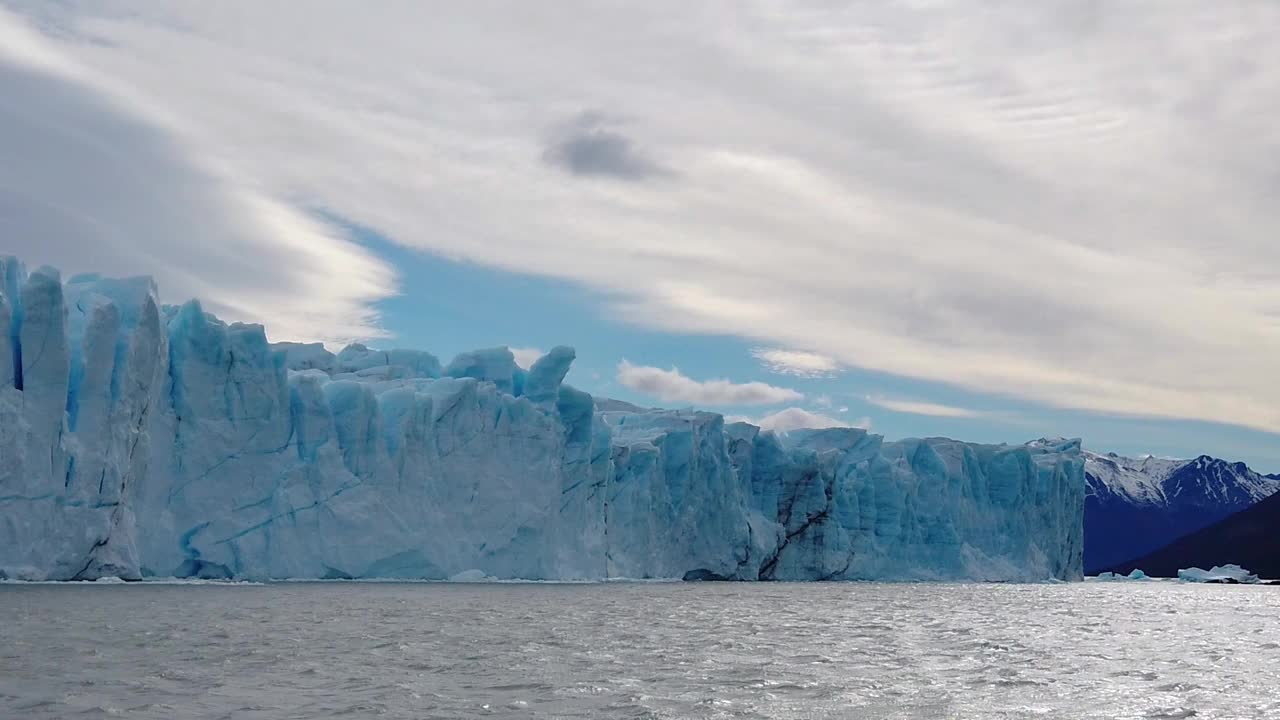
[0,259,1085,582]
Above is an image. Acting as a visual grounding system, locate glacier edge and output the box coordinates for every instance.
[0,260,1085,582]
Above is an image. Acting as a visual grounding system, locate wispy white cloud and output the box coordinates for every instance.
[617,360,802,406]
[730,407,871,434]
[751,348,842,378]
[9,2,1280,432]
[0,7,395,345]
[510,347,545,370]
[865,396,984,419]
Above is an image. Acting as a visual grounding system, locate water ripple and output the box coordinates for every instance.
[1,582,1278,718]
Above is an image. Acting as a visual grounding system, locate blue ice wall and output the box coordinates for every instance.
[0,259,1084,581]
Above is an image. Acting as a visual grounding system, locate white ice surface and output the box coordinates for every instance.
[1177,564,1259,584]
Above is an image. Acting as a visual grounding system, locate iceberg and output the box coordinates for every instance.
[0,259,1085,582]
[1095,569,1150,581]
[1177,564,1259,584]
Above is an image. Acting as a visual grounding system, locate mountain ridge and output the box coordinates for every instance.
[1081,446,1280,573]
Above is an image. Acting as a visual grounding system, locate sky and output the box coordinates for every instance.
[1,2,1278,471]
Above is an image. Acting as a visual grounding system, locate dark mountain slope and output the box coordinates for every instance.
[1084,451,1279,573]
[1110,490,1280,579]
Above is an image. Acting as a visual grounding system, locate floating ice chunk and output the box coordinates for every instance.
[1178,564,1259,584]
[1095,569,1149,581]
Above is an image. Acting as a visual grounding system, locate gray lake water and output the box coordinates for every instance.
[2,581,1278,719]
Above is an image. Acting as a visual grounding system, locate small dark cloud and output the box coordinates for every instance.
[543,112,670,181]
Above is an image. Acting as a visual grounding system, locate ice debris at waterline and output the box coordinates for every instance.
[1094,569,1150,581]
[1177,565,1259,584]
[0,259,1085,582]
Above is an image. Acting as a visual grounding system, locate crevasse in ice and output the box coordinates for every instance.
[0,260,1085,581]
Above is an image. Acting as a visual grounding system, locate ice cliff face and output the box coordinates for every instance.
[734,430,1083,581]
[0,260,1085,581]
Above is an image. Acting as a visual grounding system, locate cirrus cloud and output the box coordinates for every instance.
[751,348,842,378]
[0,7,395,345]
[865,396,984,419]
[8,2,1280,435]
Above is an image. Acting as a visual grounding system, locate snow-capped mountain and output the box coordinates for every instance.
[1082,451,1184,506]
[1086,450,1278,508]
[1082,448,1280,573]
[1161,455,1280,506]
